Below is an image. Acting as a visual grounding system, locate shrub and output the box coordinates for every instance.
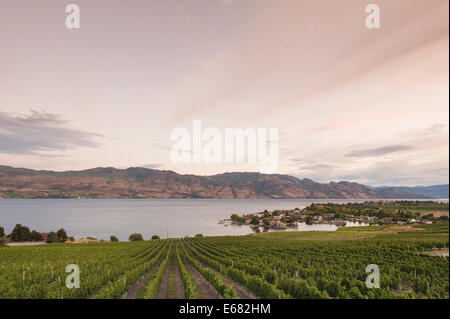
[110,235,119,242]
[129,233,144,241]
[194,234,204,238]
[151,235,160,240]
[230,214,243,223]
[46,232,58,243]
[30,230,43,241]
[0,226,4,237]
[10,224,31,242]
[56,228,68,242]
[250,216,260,225]
[0,236,8,247]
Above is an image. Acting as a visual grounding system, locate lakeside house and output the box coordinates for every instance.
[242,217,252,223]
[269,220,287,229]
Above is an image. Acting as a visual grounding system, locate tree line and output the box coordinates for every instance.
[0,224,70,244]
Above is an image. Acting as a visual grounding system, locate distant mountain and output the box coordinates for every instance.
[0,165,435,199]
[374,185,449,199]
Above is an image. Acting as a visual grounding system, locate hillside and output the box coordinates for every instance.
[374,185,449,199]
[0,165,436,199]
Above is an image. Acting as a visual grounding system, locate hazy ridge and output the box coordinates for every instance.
[0,165,446,199]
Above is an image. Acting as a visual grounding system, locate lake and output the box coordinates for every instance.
[0,199,373,240]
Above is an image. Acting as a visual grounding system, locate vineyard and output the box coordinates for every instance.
[0,223,448,299]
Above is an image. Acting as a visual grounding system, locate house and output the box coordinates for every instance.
[270,221,287,229]
[242,217,252,223]
[407,218,417,224]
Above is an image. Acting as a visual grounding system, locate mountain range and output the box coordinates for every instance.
[0,165,447,199]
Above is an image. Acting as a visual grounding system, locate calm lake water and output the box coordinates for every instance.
[0,199,373,240]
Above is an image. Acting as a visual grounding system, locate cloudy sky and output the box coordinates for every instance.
[0,0,448,186]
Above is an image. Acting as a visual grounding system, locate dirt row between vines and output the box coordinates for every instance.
[184,243,256,299]
[157,248,185,299]
[185,262,223,299]
[125,243,167,299]
[126,242,250,299]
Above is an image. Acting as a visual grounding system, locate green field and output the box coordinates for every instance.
[0,223,448,299]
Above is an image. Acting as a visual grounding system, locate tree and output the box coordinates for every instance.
[129,233,144,241]
[10,224,32,242]
[230,214,242,222]
[30,230,43,242]
[250,215,260,225]
[68,236,75,242]
[0,226,4,238]
[305,216,314,225]
[110,235,119,242]
[288,216,297,224]
[195,234,204,238]
[46,232,58,243]
[263,218,270,226]
[56,228,68,242]
[151,235,160,240]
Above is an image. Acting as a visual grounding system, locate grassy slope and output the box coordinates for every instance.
[252,222,449,241]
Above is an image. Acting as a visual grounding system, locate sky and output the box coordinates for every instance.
[0,0,448,186]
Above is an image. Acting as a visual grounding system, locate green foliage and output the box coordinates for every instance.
[30,230,43,242]
[180,242,238,299]
[45,232,58,243]
[0,221,447,299]
[144,243,172,299]
[0,226,4,238]
[250,216,260,225]
[151,235,160,240]
[176,243,198,299]
[56,228,68,242]
[129,233,144,241]
[10,224,32,242]
[93,241,167,299]
[0,237,7,247]
[183,222,448,299]
[110,235,119,242]
[230,214,243,223]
